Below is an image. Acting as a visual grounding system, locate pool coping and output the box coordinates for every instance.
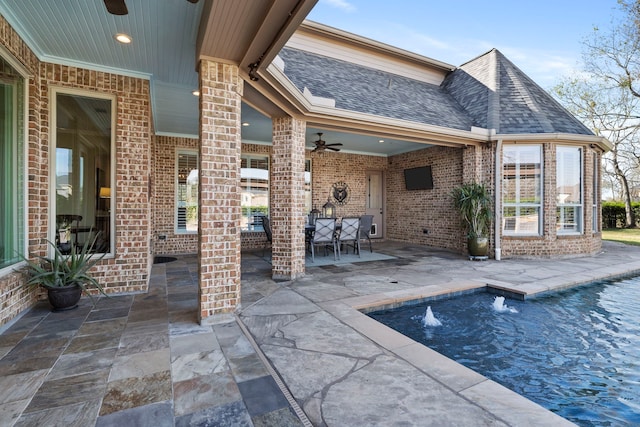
[318,268,640,426]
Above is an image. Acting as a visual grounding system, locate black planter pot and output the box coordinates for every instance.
[467,236,489,257]
[46,284,82,312]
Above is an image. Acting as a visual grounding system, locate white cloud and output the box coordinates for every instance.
[323,0,357,12]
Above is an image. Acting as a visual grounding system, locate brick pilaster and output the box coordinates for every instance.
[462,145,482,184]
[271,117,306,280]
[198,59,242,323]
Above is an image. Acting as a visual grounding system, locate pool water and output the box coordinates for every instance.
[368,277,640,426]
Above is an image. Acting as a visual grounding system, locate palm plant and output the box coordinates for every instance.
[451,182,493,238]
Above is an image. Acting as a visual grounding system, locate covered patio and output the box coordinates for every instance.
[2,240,640,425]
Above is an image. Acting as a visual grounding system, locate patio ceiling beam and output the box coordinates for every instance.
[196,0,317,78]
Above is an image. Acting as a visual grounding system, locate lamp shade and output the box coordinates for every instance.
[99,187,111,198]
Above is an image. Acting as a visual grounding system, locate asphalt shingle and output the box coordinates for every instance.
[278,47,593,137]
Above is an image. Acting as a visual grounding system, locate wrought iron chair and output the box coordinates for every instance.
[338,217,361,258]
[309,217,337,262]
[358,215,374,253]
[56,214,82,253]
[261,216,272,257]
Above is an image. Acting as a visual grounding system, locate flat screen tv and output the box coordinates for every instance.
[404,166,433,190]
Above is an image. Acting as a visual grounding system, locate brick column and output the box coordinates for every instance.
[197,59,242,324]
[271,117,306,281]
[462,144,482,183]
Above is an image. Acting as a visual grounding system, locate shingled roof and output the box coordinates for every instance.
[277,47,473,131]
[278,47,593,136]
[442,49,593,135]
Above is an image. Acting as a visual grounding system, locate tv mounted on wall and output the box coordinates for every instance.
[404,166,433,190]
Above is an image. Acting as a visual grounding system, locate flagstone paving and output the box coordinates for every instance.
[2,240,640,425]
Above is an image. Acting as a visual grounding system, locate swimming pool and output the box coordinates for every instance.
[368,276,640,426]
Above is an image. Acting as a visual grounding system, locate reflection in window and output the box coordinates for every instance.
[502,145,542,235]
[176,151,198,233]
[556,146,582,234]
[241,155,269,231]
[0,57,25,270]
[305,159,312,213]
[54,91,113,254]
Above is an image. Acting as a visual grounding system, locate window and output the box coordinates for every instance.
[502,145,542,235]
[556,146,582,234]
[53,90,114,254]
[305,159,312,213]
[241,155,269,231]
[0,56,25,271]
[176,151,198,233]
[592,153,599,232]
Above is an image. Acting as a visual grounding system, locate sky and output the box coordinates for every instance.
[306,0,624,89]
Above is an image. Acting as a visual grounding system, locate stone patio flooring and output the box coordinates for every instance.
[3,240,640,426]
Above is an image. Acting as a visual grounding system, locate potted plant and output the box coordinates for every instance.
[451,182,492,258]
[18,232,107,311]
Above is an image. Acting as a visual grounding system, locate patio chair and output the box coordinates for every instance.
[338,217,361,258]
[358,215,374,253]
[309,217,337,262]
[261,216,272,257]
[56,214,82,253]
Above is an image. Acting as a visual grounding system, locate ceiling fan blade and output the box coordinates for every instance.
[326,143,343,147]
[186,0,200,3]
[326,146,341,151]
[104,0,128,15]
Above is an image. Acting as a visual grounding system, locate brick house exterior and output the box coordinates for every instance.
[0,1,610,328]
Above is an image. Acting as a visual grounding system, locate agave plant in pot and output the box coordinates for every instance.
[19,232,107,311]
[451,182,493,258]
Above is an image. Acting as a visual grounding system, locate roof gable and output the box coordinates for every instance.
[442,49,593,135]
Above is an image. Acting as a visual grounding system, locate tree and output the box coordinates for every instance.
[553,0,640,227]
[583,1,640,99]
[554,77,640,227]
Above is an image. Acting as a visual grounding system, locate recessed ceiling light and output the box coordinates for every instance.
[115,33,132,44]
[192,90,200,96]
[379,139,384,143]
[242,122,250,127]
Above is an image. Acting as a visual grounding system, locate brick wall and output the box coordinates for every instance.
[310,150,387,217]
[386,145,466,252]
[0,15,152,328]
[152,135,199,254]
[39,64,152,293]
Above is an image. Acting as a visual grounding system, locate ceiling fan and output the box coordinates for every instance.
[311,133,343,152]
[104,0,199,16]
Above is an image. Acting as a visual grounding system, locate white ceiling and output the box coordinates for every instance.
[0,0,428,156]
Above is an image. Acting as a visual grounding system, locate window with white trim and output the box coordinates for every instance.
[176,151,198,233]
[241,155,269,231]
[53,89,114,254]
[556,146,583,234]
[502,145,542,235]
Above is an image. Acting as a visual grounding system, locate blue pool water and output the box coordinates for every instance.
[368,277,640,426]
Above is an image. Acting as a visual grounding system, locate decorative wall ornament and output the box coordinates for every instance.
[331,181,350,205]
